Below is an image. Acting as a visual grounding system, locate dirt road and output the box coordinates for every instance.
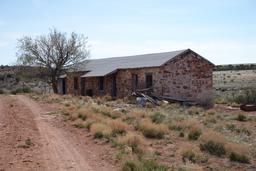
[0,95,117,171]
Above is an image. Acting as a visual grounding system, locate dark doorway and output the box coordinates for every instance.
[145,73,153,88]
[62,78,66,94]
[86,89,93,97]
[111,75,117,98]
[81,78,85,96]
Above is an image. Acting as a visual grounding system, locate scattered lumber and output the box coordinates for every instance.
[132,88,197,106]
[240,104,256,112]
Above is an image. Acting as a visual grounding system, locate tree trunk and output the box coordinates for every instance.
[52,77,58,94]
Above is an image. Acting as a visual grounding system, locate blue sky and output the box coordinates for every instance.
[0,0,255,65]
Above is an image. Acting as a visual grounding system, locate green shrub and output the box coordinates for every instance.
[11,87,32,94]
[226,124,236,131]
[236,127,251,136]
[122,159,168,171]
[94,132,104,139]
[141,128,165,139]
[78,113,87,121]
[196,90,215,109]
[188,129,201,140]
[85,121,94,130]
[150,112,166,124]
[112,129,126,137]
[182,150,196,163]
[122,160,137,171]
[179,132,185,137]
[229,152,250,163]
[200,140,226,157]
[233,89,256,104]
[236,114,247,122]
[73,123,86,129]
[182,150,208,164]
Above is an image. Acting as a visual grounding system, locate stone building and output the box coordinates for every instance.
[58,49,214,101]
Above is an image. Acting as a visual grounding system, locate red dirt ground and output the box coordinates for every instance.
[0,95,119,171]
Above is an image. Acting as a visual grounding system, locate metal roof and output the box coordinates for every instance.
[79,49,190,77]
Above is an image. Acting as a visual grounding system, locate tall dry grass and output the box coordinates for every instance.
[139,119,168,139]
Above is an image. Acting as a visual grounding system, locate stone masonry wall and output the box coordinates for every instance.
[60,51,213,100]
[161,51,213,100]
[114,51,213,100]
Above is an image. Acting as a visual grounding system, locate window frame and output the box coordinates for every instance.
[132,74,139,91]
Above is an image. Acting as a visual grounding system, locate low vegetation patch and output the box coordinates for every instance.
[233,89,256,104]
[229,152,250,164]
[196,90,215,109]
[17,138,33,149]
[188,127,202,140]
[236,114,247,122]
[139,120,168,139]
[73,122,86,129]
[122,159,168,171]
[78,113,87,121]
[11,87,32,94]
[31,93,256,170]
[200,131,227,157]
[200,140,226,157]
[182,149,208,164]
[118,132,146,154]
[109,120,128,137]
[90,123,112,139]
[150,112,166,124]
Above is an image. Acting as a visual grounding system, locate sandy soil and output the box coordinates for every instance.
[0,95,118,171]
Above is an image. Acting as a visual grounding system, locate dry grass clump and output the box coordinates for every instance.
[122,159,168,171]
[130,109,147,119]
[150,112,166,124]
[187,106,203,115]
[206,109,216,115]
[168,120,185,131]
[203,115,217,125]
[118,132,147,154]
[179,144,208,164]
[108,119,129,136]
[200,130,250,161]
[200,130,227,145]
[170,119,201,131]
[139,120,168,139]
[188,125,202,140]
[69,112,80,121]
[76,107,103,122]
[226,142,250,157]
[95,94,112,104]
[90,123,112,139]
[177,163,204,171]
[101,94,113,101]
[96,106,123,119]
[200,130,227,156]
[196,90,215,109]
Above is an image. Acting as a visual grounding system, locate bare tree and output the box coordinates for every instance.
[17,28,90,93]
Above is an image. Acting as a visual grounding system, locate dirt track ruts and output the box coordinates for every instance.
[0,95,116,171]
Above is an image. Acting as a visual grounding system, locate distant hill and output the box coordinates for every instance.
[0,65,51,93]
[214,63,256,71]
